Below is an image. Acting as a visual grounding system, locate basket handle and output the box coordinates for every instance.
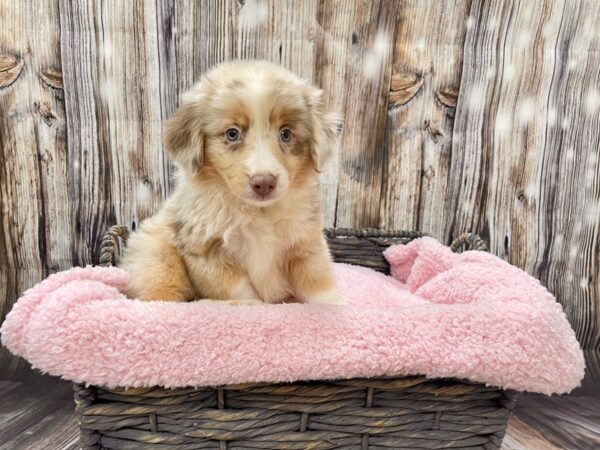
[324,227,424,239]
[449,233,488,252]
[97,226,485,266]
[98,225,130,267]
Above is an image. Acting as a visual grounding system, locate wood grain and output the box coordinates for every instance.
[333,0,401,227]
[0,0,66,373]
[0,374,78,450]
[448,0,600,349]
[501,416,562,450]
[59,0,171,264]
[1,0,600,366]
[514,393,600,449]
[314,0,358,226]
[381,0,471,232]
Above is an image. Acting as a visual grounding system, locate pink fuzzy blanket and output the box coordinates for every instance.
[1,237,584,394]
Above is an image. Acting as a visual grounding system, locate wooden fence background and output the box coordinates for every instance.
[1,0,599,371]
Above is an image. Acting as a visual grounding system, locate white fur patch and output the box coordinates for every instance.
[303,287,344,305]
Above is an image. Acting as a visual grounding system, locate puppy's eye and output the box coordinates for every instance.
[225,128,241,142]
[279,128,293,143]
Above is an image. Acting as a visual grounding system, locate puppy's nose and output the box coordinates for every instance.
[250,174,277,196]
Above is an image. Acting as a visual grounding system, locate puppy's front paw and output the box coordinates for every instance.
[304,289,345,305]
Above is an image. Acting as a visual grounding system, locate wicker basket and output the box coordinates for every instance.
[76,227,516,450]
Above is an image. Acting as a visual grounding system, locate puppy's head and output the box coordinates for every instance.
[164,61,342,206]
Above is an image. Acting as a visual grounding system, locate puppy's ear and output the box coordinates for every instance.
[164,102,204,174]
[309,89,343,172]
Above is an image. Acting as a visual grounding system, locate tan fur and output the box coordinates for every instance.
[120,61,342,304]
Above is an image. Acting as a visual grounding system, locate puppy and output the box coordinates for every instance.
[120,60,343,305]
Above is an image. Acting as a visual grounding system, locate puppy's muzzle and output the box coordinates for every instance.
[250,174,277,196]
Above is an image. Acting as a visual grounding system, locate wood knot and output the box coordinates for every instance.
[39,68,64,101]
[389,72,424,109]
[424,120,444,143]
[0,53,24,89]
[34,101,57,127]
[435,87,459,109]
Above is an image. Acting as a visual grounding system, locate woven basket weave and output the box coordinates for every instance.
[76,227,516,450]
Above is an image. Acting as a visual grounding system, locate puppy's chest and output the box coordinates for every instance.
[225,218,300,269]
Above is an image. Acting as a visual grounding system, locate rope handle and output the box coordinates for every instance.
[98,225,130,267]
[449,232,488,252]
[97,226,487,267]
[325,227,488,252]
[324,227,425,240]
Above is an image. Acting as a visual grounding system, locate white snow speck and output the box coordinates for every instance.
[567,58,578,71]
[586,166,596,186]
[547,107,557,126]
[137,180,153,205]
[564,147,575,162]
[363,31,390,80]
[102,41,112,59]
[239,0,268,31]
[554,233,564,247]
[525,183,537,198]
[416,36,426,51]
[585,200,600,224]
[466,16,475,30]
[582,20,596,44]
[363,54,380,79]
[585,88,600,115]
[580,277,588,289]
[569,246,578,260]
[374,31,390,54]
[517,31,531,48]
[561,118,570,130]
[503,63,516,81]
[495,110,511,133]
[486,66,495,80]
[518,98,535,125]
[542,22,556,38]
[467,84,486,110]
[99,78,115,105]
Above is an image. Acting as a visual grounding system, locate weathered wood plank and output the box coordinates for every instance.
[171,0,317,98]
[314,1,357,227]
[501,416,562,450]
[449,0,600,349]
[332,0,401,228]
[514,392,600,448]
[541,0,600,351]
[170,0,238,95]
[380,0,471,233]
[0,0,66,373]
[0,373,78,450]
[59,0,171,265]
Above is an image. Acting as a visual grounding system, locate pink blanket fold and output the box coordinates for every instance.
[1,237,584,394]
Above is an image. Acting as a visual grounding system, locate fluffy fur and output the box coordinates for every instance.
[1,238,584,393]
[120,61,343,304]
